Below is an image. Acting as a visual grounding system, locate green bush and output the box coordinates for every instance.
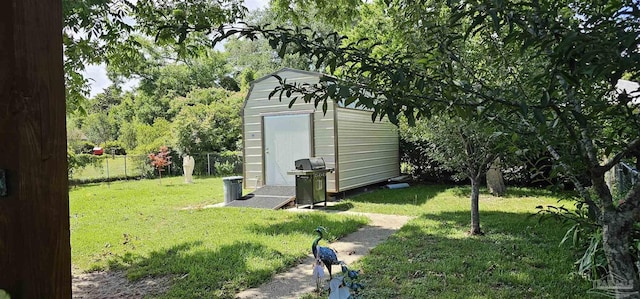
[399,137,456,182]
[103,140,127,155]
[79,141,95,154]
[215,161,236,176]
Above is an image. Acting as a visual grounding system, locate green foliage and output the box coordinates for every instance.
[109,93,136,124]
[82,112,117,146]
[215,161,236,177]
[219,75,240,92]
[223,8,340,79]
[131,92,173,125]
[131,118,173,155]
[147,65,192,97]
[404,116,508,182]
[87,86,123,114]
[399,120,455,182]
[167,87,230,116]
[239,68,256,91]
[62,0,247,113]
[171,89,243,155]
[537,192,640,281]
[270,0,363,29]
[67,117,91,154]
[103,140,127,155]
[215,151,243,176]
[63,0,140,114]
[537,201,607,280]
[171,104,212,154]
[117,121,138,151]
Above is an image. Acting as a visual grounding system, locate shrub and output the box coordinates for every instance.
[399,138,456,182]
[79,141,95,154]
[103,140,127,155]
[215,161,236,176]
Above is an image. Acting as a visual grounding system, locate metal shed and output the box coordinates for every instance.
[242,68,400,193]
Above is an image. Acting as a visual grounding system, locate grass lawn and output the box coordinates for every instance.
[69,176,369,298]
[309,184,597,298]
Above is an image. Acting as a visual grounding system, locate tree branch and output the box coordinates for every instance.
[597,138,640,175]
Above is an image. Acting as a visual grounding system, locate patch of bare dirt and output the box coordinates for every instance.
[72,270,173,299]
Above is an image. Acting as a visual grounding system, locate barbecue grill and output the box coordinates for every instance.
[287,157,333,208]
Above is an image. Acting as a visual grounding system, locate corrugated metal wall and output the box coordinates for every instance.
[242,69,338,191]
[336,107,399,191]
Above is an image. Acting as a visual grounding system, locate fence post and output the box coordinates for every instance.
[207,153,211,176]
[105,156,110,187]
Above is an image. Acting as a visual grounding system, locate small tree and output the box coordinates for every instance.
[148,146,172,183]
[404,115,508,235]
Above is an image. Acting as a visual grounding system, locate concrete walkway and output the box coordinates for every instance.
[236,211,412,299]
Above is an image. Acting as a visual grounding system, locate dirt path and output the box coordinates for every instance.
[72,270,173,299]
[236,211,413,299]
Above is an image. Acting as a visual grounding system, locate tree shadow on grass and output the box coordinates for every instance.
[450,185,570,199]
[326,202,355,211]
[356,210,592,298]
[417,210,571,240]
[103,240,296,298]
[327,184,452,212]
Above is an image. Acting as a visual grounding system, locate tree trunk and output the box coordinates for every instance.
[602,210,640,299]
[592,174,640,298]
[486,157,506,196]
[470,178,483,235]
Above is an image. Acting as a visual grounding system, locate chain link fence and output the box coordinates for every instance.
[608,162,640,197]
[69,152,242,185]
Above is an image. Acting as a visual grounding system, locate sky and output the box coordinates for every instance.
[83,0,270,97]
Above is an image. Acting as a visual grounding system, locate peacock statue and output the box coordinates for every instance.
[312,226,341,279]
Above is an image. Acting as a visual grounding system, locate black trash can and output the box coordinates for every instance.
[288,158,333,208]
[222,176,243,205]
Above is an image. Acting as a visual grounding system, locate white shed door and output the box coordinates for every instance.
[263,114,311,186]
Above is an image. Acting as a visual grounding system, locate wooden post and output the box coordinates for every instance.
[0,0,71,297]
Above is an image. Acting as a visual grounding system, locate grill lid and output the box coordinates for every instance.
[295,157,326,170]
